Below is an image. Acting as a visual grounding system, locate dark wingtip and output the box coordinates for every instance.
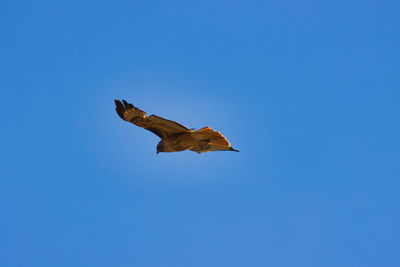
[114,99,125,119]
[229,147,240,152]
[114,99,123,108]
[122,99,130,108]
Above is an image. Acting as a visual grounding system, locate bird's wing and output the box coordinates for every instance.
[115,99,191,139]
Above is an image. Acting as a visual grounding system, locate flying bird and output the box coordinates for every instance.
[114,99,239,154]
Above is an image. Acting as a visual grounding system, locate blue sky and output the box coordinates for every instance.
[1,0,399,266]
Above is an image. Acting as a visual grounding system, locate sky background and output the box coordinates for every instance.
[1,0,399,266]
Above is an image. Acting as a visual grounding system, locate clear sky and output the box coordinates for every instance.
[1,0,399,266]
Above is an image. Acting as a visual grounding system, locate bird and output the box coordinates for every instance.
[114,99,239,154]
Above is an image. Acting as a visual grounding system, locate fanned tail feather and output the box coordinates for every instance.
[193,127,230,147]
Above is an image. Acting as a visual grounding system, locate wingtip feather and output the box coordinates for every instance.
[114,99,125,119]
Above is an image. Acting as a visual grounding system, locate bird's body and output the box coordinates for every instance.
[158,132,197,152]
[114,99,239,154]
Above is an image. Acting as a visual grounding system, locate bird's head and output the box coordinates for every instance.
[156,141,165,154]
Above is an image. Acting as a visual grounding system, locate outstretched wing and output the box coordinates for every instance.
[115,99,191,139]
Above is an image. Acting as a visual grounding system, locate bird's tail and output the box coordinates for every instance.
[192,127,230,147]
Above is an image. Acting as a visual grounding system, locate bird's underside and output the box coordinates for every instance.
[114,99,239,154]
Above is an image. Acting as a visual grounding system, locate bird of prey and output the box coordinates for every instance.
[114,99,239,154]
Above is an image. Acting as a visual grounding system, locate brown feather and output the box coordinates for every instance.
[115,99,238,153]
[192,127,230,147]
[114,99,190,139]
